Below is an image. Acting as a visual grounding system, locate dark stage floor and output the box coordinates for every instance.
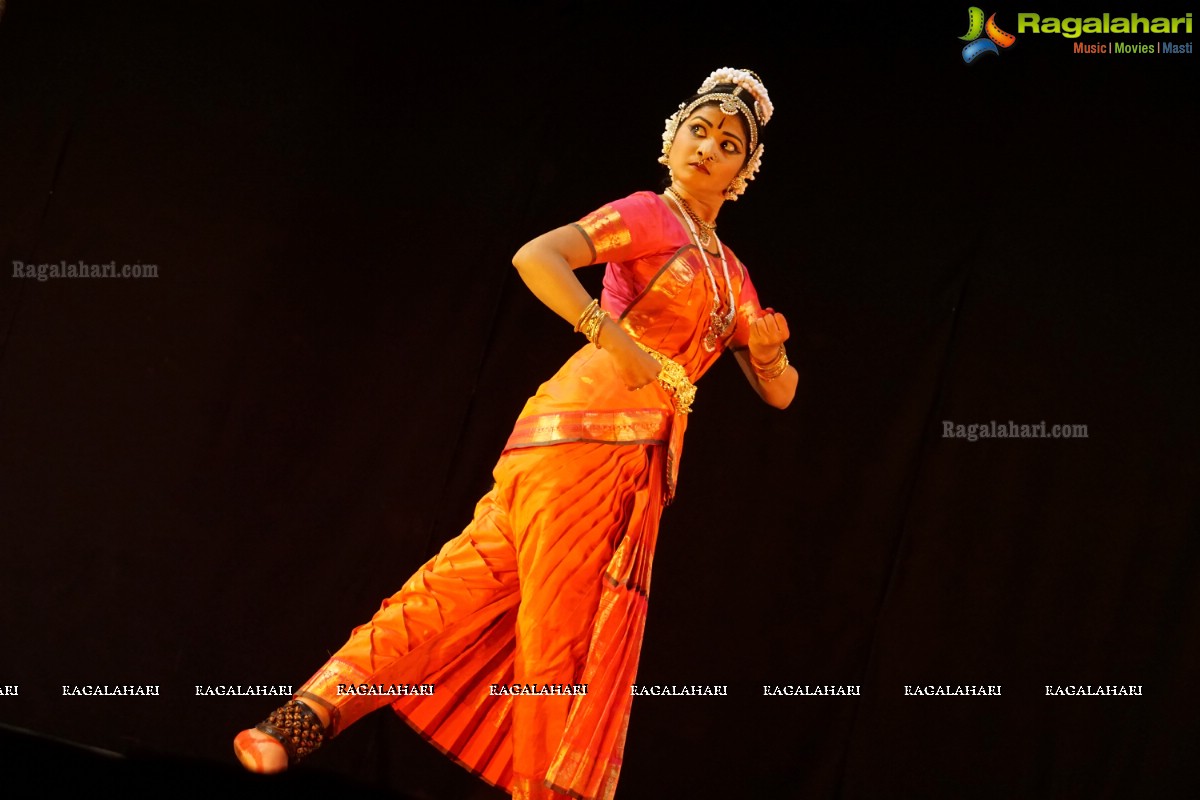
[0,723,432,800]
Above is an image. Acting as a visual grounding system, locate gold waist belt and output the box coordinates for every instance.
[636,344,696,415]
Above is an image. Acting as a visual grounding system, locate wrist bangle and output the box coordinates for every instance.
[750,345,789,382]
[574,299,599,331]
[574,298,609,348]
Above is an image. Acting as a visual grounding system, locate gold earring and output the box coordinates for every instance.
[723,174,748,201]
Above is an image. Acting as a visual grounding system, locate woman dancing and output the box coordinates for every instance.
[233,66,796,800]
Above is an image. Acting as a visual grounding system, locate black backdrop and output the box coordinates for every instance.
[1,1,1197,798]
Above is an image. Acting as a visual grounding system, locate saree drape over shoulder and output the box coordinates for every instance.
[296,191,765,800]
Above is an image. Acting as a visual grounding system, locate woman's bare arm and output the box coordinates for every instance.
[733,311,797,409]
[512,225,661,390]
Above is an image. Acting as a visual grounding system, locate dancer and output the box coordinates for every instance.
[234,67,796,800]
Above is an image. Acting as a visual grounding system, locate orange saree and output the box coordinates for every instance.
[294,191,765,799]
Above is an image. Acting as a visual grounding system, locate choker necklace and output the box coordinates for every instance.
[665,189,736,352]
[665,186,717,247]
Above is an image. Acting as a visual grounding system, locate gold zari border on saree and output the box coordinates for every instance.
[505,410,670,450]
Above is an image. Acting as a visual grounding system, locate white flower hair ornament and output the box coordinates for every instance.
[659,67,774,201]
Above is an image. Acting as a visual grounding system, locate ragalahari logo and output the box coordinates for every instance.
[960,7,1017,62]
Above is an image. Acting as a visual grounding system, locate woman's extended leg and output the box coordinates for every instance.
[234,482,521,772]
[234,441,665,800]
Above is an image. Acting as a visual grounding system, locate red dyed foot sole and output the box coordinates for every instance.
[233,729,287,774]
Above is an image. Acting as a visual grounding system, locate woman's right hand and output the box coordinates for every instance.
[598,320,663,391]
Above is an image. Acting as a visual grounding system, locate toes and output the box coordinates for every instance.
[233,729,287,774]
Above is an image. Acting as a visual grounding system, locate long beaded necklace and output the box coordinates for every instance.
[665,187,736,352]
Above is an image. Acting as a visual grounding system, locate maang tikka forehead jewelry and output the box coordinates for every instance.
[658,67,774,200]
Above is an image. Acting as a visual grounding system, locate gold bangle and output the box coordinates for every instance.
[573,299,600,332]
[574,299,609,348]
[751,345,789,382]
[582,311,609,347]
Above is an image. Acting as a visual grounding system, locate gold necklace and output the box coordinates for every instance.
[665,189,735,352]
[665,186,717,247]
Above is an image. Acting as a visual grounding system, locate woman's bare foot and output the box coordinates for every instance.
[233,699,331,773]
[233,727,289,773]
